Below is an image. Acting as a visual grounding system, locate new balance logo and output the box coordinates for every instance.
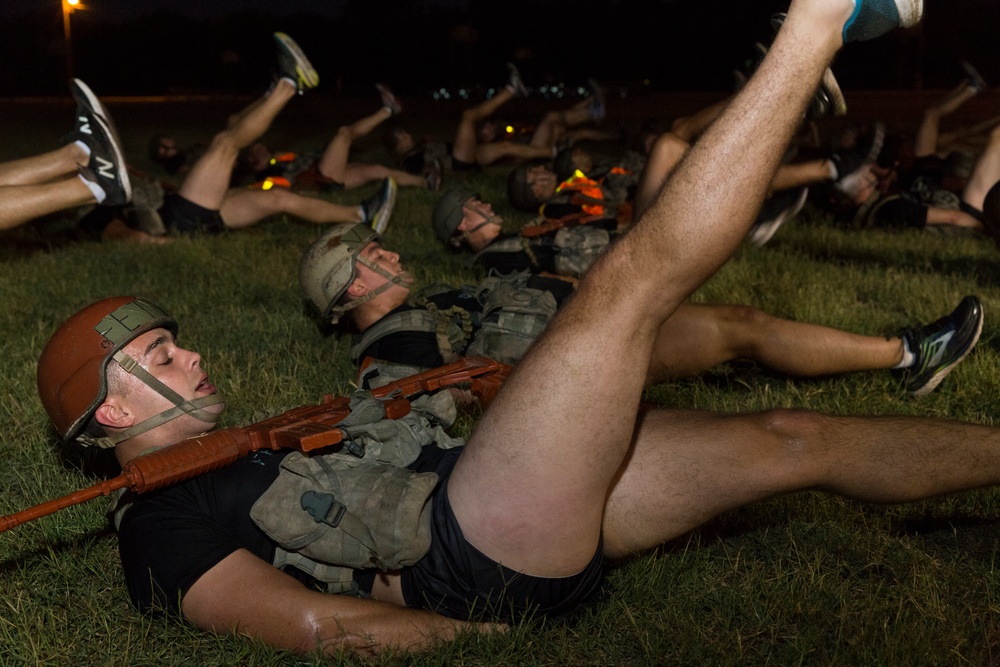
[921,331,954,370]
[77,115,93,135]
[94,156,116,181]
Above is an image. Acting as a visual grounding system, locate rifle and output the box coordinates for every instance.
[519,211,608,239]
[0,356,510,533]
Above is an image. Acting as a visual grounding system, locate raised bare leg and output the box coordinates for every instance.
[914,81,979,157]
[0,143,87,186]
[448,0,856,577]
[451,88,517,165]
[178,80,297,211]
[0,178,96,230]
[218,187,362,228]
[962,124,1000,211]
[644,303,903,383]
[316,107,394,184]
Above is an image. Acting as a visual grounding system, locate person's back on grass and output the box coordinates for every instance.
[37,1,1000,661]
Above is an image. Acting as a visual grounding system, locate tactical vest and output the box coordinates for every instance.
[350,271,558,367]
[111,389,463,597]
[250,389,464,595]
[476,225,611,279]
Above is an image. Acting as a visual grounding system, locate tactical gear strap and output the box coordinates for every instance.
[328,255,410,324]
[460,210,503,239]
[82,349,226,449]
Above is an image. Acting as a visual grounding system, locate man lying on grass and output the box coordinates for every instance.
[301,219,981,398]
[40,0,985,658]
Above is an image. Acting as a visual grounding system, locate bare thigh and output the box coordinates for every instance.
[602,407,821,558]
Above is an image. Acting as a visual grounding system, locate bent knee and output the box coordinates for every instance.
[709,304,776,354]
[649,133,688,162]
[335,125,357,143]
[207,131,240,159]
[752,408,831,455]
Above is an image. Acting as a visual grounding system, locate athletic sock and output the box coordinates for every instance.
[78,173,107,203]
[75,139,92,158]
[893,339,916,369]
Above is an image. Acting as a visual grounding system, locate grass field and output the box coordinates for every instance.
[1,92,1000,665]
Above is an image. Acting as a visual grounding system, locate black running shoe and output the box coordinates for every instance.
[376,83,402,116]
[587,77,606,122]
[507,62,529,97]
[894,295,984,396]
[360,178,397,234]
[747,187,808,247]
[273,32,319,93]
[831,121,885,197]
[70,78,131,206]
[424,158,443,192]
[962,61,988,94]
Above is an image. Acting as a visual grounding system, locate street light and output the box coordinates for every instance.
[62,0,84,83]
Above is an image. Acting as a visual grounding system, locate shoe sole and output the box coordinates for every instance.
[962,61,988,94]
[748,187,808,247]
[371,179,398,235]
[274,32,319,89]
[375,83,402,115]
[821,68,848,117]
[71,78,132,202]
[910,303,984,397]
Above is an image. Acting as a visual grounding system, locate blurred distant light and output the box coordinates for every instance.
[505,125,514,134]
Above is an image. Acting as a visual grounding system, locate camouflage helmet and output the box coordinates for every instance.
[432,187,479,244]
[37,297,177,442]
[299,222,380,322]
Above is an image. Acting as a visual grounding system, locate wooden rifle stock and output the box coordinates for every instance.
[0,356,510,533]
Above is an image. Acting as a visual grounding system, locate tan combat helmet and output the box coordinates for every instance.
[299,222,409,324]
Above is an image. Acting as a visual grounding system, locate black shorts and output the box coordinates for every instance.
[158,193,225,234]
[401,475,605,623]
[961,200,984,223]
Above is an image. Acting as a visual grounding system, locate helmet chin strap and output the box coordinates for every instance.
[328,257,413,322]
[79,350,226,449]
[461,212,503,239]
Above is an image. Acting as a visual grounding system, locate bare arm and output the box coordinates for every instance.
[182,549,488,657]
[925,206,983,229]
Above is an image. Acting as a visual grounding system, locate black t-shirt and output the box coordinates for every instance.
[117,448,290,614]
[475,233,559,275]
[358,290,483,368]
[117,444,462,616]
[355,278,573,368]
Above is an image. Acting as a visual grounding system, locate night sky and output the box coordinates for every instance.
[0,1,996,96]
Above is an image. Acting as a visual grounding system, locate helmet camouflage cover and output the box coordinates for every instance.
[299,222,380,322]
